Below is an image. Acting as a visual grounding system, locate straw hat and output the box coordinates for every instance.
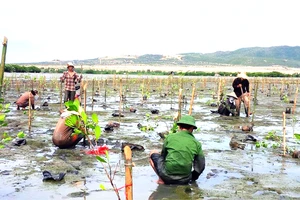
[237,72,248,79]
[226,92,237,99]
[176,115,197,129]
[67,62,74,68]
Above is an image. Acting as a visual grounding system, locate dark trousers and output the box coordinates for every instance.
[64,90,75,102]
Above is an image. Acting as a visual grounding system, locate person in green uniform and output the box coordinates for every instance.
[149,115,205,185]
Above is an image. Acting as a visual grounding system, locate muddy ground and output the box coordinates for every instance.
[1,73,300,200]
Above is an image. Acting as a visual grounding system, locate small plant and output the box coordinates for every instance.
[282,94,289,103]
[63,100,121,199]
[0,132,12,148]
[265,130,281,141]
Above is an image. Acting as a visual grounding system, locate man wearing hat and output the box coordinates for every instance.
[216,92,238,116]
[149,115,205,185]
[232,72,251,117]
[60,62,83,102]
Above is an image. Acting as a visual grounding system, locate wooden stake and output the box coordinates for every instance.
[124,146,133,200]
[178,88,183,120]
[282,112,286,156]
[217,78,221,102]
[60,82,63,110]
[292,87,298,114]
[91,79,95,111]
[188,84,196,115]
[119,79,123,121]
[83,81,87,112]
[0,37,8,98]
[28,93,32,134]
[248,81,252,117]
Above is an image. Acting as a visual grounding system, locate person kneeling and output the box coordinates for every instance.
[149,115,205,185]
[217,92,238,116]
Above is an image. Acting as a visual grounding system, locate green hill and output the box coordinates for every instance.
[15,46,300,67]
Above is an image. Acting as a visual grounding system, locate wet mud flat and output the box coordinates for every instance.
[1,74,300,200]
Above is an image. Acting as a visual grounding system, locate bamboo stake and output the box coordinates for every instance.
[188,84,196,115]
[104,79,107,104]
[124,145,133,200]
[91,79,95,111]
[60,81,63,110]
[28,93,32,134]
[282,112,286,156]
[248,81,252,117]
[217,78,221,102]
[178,88,183,120]
[83,82,87,112]
[292,87,298,114]
[251,80,259,123]
[119,79,122,122]
[0,36,8,98]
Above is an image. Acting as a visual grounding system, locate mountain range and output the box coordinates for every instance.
[30,46,300,68]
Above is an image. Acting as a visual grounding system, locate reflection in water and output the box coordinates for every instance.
[148,182,203,200]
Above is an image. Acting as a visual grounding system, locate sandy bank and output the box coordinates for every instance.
[35,64,300,74]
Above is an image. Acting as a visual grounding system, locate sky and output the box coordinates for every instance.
[1,0,300,63]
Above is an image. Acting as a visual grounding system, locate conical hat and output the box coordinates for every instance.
[237,72,248,79]
[227,92,237,99]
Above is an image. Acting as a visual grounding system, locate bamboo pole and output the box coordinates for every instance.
[248,81,252,117]
[0,36,8,98]
[91,79,95,111]
[282,112,286,156]
[124,146,133,200]
[83,82,87,112]
[119,79,123,122]
[292,87,298,114]
[251,80,259,123]
[188,84,196,115]
[217,78,221,102]
[60,82,63,110]
[28,93,32,134]
[104,79,107,104]
[178,88,183,121]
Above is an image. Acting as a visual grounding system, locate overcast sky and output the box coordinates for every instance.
[1,0,300,63]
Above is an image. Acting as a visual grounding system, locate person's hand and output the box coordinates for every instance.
[238,84,242,87]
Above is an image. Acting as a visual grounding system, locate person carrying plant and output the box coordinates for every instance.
[60,62,82,102]
[232,72,251,117]
[149,115,205,185]
[16,90,39,110]
[216,92,238,116]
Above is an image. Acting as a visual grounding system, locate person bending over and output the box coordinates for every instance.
[52,110,84,149]
[16,90,38,110]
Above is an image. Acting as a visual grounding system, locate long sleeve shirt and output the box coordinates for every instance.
[232,78,249,97]
[60,71,82,91]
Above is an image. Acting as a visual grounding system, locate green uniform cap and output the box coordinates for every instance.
[177,115,197,129]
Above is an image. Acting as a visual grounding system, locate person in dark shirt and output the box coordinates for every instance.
[232,72,251,117]
[149,115,205,185]
[217,92,238,116]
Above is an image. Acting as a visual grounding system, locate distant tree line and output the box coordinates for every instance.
[4,64,300,77]
[5,64,41,73]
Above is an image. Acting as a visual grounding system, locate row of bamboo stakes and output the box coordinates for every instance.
[8,74,299,199]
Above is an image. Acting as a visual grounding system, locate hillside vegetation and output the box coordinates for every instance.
[23,45,300,67]
[9,46,300,68]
